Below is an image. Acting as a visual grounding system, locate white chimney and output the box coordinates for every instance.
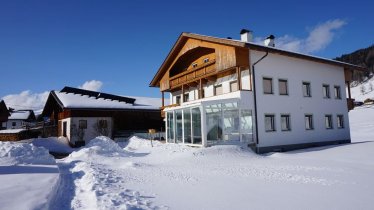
[264,35,275,47]
[240,29,253,42]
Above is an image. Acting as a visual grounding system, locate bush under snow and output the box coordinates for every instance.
[69,136,128,159]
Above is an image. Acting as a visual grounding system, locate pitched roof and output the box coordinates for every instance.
[150,32,367,87]
[8,110,35,120]
[60,86,136,104]
[45,87,163,111]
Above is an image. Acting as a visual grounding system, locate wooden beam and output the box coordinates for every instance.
[161,91,165,107]
[199,79,203,99]
[237,67,242,90]
[181,85,184,103]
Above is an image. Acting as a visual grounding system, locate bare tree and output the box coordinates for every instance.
[71,124,85,142]
[93,119,109,136]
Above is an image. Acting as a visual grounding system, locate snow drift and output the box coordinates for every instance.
[0,141,55,165]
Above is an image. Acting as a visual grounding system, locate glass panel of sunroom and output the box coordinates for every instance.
[206,103,223,143]
[175,110,183,143]
[183,109,192,143]
[191,107,202,144]
[167,112,174,143]
[223,102,239,141]
[240,109,253,142]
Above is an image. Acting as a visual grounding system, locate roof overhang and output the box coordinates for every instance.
[150,33,367,87]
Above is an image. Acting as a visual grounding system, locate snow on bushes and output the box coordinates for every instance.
[0,141,55,165]
[69,136,128,159]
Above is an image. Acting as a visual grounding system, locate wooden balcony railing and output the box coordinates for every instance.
[169,59,216,89]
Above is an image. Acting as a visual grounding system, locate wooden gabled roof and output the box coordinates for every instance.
[150,32,366,87]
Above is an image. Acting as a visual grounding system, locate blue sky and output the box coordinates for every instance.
[0,0,373,110]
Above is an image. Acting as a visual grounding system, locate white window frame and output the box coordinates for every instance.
[263,77,273,94]
[280,114,291,131]
[337,114,344,128]
[302,81,311,97]
[305,114,314,130]
[278,79,288,95]
[325,114,333,129]
[323,84,330,99]
[264,114,276,132]
[334,85,341,99]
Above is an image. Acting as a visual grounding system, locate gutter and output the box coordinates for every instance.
[251,51,269,151]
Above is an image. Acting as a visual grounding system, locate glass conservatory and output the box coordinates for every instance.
[165,99,254,146]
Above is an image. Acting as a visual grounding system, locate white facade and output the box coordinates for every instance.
[164,49,351,153]
[59,117,113,145]
[5,120,27,129]
[251,51,350,149]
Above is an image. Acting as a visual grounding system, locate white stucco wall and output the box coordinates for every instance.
[251,50,350,147]
[6,120,26,129]
[60,117,112,145]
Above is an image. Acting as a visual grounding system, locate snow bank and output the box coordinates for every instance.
[69,136,127,159]
[0,129,25,134]
[0,142,55,165]
[0,141,59,210]
[31,137,75,153]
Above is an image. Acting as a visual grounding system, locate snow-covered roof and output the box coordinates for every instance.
[8,110,33,120]
[54,91,163,110]
[0,128,25,134]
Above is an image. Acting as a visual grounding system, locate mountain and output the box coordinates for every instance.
[334,44,374,82]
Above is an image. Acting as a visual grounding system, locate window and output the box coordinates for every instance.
[279,79,288,95]
[230,80,238,92]
[12,122,16,127]
[337,115,344,128]
[214,84,223,96]
[263,78,273,94]
[176,95,181,104]
[281,114,291,131]
[334,86,341,99]
[325,115,333,129]
[302,82,311,97]
[98,120,108,128]
[192,63,198,68]
[323,84,330,98]
[183,93,189,102]
[305,114,313,130]
[79,120,87,129]
[203,58,209,63]
[265,114,276,132]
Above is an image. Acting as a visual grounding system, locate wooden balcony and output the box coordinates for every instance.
[169,59,216,90]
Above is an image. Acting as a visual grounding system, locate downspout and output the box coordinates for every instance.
[251,51,268,153]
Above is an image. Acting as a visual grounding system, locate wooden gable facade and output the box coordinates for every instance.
[152,33,250,93]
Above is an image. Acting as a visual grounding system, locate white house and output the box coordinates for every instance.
[149,30,365,153]
[5,110,36,129]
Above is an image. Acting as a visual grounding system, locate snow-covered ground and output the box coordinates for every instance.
[0,107,373,210]
[0,142,59,210]
[350,76,374,101]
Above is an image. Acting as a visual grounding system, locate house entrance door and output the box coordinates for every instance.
[63,122,67,137]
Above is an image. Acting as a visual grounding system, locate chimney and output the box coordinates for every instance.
[264,35,275,47]
[240,29,253,42]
